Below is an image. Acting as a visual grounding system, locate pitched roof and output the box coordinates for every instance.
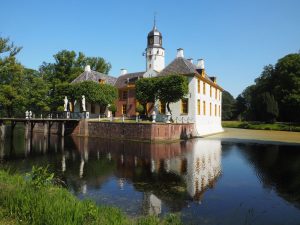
[158,57,197,76]
[71,70,117,85]
[158,57,215,84]
[114,72,145,88]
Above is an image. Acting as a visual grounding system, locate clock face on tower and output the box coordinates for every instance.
[149,38,154,45]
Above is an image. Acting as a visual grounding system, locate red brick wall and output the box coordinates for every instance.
[72,121,195,141]
[115,89,137,117]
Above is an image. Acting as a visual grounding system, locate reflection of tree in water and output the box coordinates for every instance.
[238,143,300,208]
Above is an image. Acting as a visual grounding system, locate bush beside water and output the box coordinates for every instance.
[0,168,181,225]
[222,121,300,132]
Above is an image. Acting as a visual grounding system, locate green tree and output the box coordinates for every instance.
[253,92,279,122]
[70,81,117,112]
[222,90,235,120]
[40,50,112,111]
[157,75,189,115]
[0,37,26,117]
[135,78,158,115]
[23,69,50,113]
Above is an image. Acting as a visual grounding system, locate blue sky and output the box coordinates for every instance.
[1,0,300,97]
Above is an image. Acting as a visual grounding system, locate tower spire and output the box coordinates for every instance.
[153,12,157,29]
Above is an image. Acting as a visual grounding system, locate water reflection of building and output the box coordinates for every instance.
[148,140,222,201]
[184,140,221,200]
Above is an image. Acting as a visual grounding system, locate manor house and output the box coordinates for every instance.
[72,23,223,136]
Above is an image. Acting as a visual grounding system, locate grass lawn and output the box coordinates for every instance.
[222,121,300,132]
[0,169,181,225]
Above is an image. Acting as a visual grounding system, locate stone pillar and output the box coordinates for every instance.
[61,122,65,137]
[0,122,5,140]
[24,122,29,140]
[43,122,48,138]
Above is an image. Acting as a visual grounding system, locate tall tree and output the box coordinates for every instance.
[135,78,158,115]
[157,75,189,115]
[0,37,26,117]
[40,50,112,111]
[235,52,300,122]
[222,90,235,120]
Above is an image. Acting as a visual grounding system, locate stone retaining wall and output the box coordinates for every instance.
[73,121,195,141]
[33,120,196,141]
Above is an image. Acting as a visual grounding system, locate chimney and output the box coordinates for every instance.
[210,76,217,83]
[187,58,193,64]
[176,48,184,58]
[84,65,91,72]
[120,68,127,75]
[196,59,205,69]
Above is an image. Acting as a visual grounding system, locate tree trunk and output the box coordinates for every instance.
[167,102,172,115]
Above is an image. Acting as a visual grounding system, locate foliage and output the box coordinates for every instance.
[236,53,300,122]
[0,169,182,225]
[70,81,117,109]
[0,37,26,117]
[39,50,112,112]
[136,78,158,115]
[222,121,300,132]
[157,75,188,115]
[252,92,278,122]
[135,75,188,116]
[23,68,50,113]
[222,90,235,120]
[26,166,54,188]
[108,104,117,113]
[135,104,144,114]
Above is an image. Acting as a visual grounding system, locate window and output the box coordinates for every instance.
[122,104,127,115]
[181,99,188,114]
[122,91,128,100]
[210,86,212,97]
[215,104,217,116]
[197,100,201,115]
[203,83,206,95]
[197,79,200,94]
[215,88,218,100]
[160,101,166,114]
[91,104,95,114]
[210,103,212,116]
[203,101,206,115]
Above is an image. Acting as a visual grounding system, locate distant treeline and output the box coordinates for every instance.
[223,52,300,122]
[0,36,114,117]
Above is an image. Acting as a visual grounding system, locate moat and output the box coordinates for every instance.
[1,126,300,225]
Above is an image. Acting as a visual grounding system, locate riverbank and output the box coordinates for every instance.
[222,121,300,132]
[0,169,181,225]
[208,128,300,145]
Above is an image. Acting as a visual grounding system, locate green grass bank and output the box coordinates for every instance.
[0,169,181,225]
[222,121,300,132]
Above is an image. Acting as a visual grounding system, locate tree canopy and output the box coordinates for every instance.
[235,53,300,122]
[135,75,188,115]
[157,75,189,114]
[222,91,235,120]
[0,36,113,117]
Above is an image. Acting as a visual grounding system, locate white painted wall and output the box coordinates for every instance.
[155,75,223,136]
[146,47,165,72]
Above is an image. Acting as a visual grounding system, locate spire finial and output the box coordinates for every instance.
[153,12,157,29]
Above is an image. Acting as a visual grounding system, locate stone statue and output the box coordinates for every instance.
[82,95,86,112]
[64,96,68,111]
